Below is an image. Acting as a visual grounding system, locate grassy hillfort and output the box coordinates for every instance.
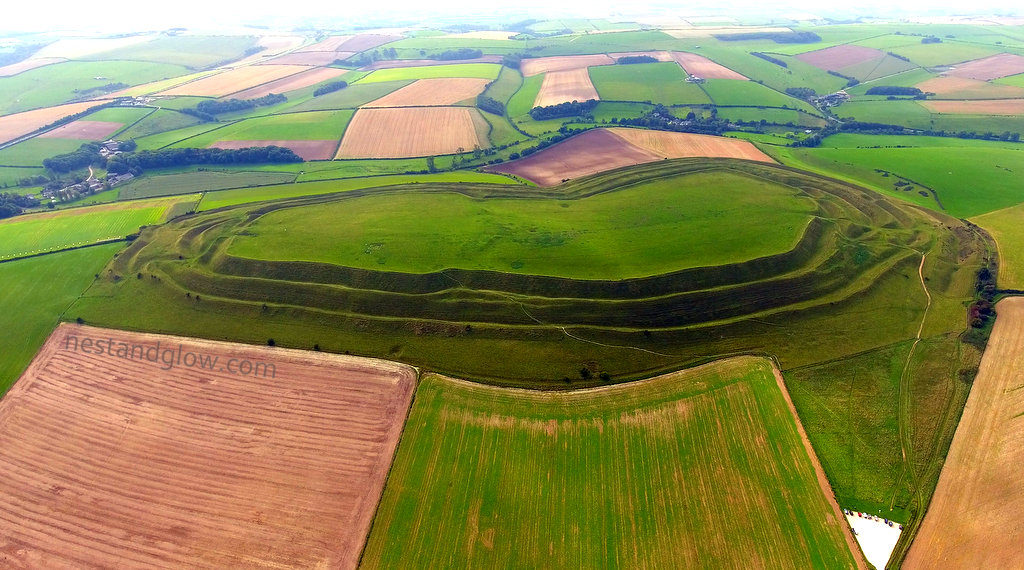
[1,15,1022,569]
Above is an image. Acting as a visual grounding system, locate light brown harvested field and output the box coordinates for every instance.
[917,76,1024,99]
[229,67,346,99]
[297,35,354,52]
[922,99,1024,114]
[609,127,775,162]
[533,68,600,108]
[0,323,416,569]
[796,44,885,71]
[948,53,1024,80]
[336,107,484,158]
[260,51,346,66]
[0,101,102,144]
[486,128,772,186]
[359,56,503,71]
[226,36,306,67]
[520,54,615,76]
[904,297,1024,569]
[671,51,748,80]
[210,139,338,160]
[364,77,491,107]
[336,34,401,53]
[38,119,123,140]
[158,65,310,97]
[608,50,674,61]
[0,57,65,77]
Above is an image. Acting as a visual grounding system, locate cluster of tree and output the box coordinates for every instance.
[427,48,483,61]
[74,82,129,97]
[502,53,524,69]
[751,52,788,67]
[476,94,505,116]
[181,94,286,121]
[922,36,942,44]
[0,192,39,219]
[106,146,301,174]
[529,99,598,121]
[827,70,860,87]
[887,51,912,63]
[17,174,49,187]
[865,86,923,96]
[242,45,267,57]
[312,80,348,96]
[349,47,399,67]
[616,55,658,64]
[717,31,821,43]
[614,105,729,135]
[42,142,104,173]
[785,87,817,100]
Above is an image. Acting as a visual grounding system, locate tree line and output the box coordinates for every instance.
[313,80,348,96]
[106,146,301,175]
[529,99,598,120]
[181,93,286,122]
[0,192,39,219]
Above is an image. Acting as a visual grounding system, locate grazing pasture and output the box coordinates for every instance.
[520,54,615,76]
[0,136,88,166]
[0,324,416,569]
[118,170,297,200]
[670,51,747,80]
[364,77,490,107]
[176,110,353,148]
[489,128,770,185]
[0,101,102,144]
[588,62,710,105]
[158,65,309,97]
[533,69,600,107]
[115,108,202,140]
[947,53,1024,80]
[335,107,484,158]
[0,245,122,393]
[228,67,346,99]
[888,42,999,68]
[904,298,1024,569]
[37,119,122,140]
[362,358,861,568]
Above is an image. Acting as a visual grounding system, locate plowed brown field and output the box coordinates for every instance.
[210,139,338,160]
[364,77,491,107]
[488,128,773,185]
[922,99,1024,114]
[671,51,748,79]
[948,53,1024,80]
[158,65,310,97]
[230,67,347,99]
[795,45,884,71]
[520,54,615,76]
[336,107,484,158]
[904,297,1024,568]
[533,68,600,107]
[297,35,354,52]
[38,119,123,140]
[0,101,102,144]
[0,323,416,569]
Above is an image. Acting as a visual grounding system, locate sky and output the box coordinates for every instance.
[2,0,1022,34]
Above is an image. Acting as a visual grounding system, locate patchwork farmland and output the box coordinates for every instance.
[533,68,600,107]
[0,324,416,568]
[364,77,491,107]
[157,65,310,97]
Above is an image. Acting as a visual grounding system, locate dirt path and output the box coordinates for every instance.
[894,254,931,508]
[772,364,869,569]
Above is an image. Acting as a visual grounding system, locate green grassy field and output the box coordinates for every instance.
[507,74,544,117]
[0,166,45,186]
[363,357,859,568]
[81,106,153,132]
[357,63,501,83]
[0,196,195,259]
[717,107,825,127]
[888,41,1000,67]
[288,80,414,112]
[701,78,816,113]
[766,138,1024,217]
[0,244,123,393]
[79,35,258,68]
[115,109,203,141]
[0,137,86,167]
[171,110,353,147]
[589,62,711,106]
[117,170,297,200]
[482,65,523,106]
[478,110,526,147]
[196,171,520,211]
[226,170,815,279]
[131,122,230,150]
[973,202,1024,290]
[0,61,190,116]
[833,99,1024,133]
